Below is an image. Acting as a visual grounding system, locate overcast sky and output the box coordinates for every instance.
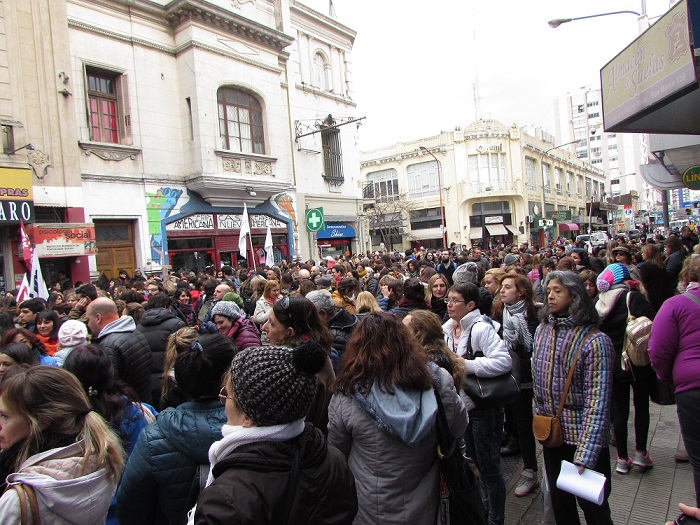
[300,0,674,151]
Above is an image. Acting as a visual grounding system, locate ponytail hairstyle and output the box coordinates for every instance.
[0,366,124,480]
[174,333,236,400]
[63,344,139,443]
[161,327,198,401]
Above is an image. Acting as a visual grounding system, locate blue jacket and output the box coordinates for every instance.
[116,399,226,525]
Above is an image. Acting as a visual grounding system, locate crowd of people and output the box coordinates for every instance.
[0,224,698,524]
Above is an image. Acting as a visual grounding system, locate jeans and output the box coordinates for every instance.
[508,388,537,471]
[464,407,505,525]
[677,388,700,506]
[542,443,613,525]
[611,374,653,459]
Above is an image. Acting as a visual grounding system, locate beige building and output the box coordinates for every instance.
[360,119,607,253]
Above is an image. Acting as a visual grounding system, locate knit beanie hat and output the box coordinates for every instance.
[453,262,479,287]
[58,320,88,348]
[596,263,630,292]
[230,341,327,426]
[503,253,519,266]
[210,301,241,321]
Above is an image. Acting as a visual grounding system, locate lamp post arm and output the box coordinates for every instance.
[549,10,641,28]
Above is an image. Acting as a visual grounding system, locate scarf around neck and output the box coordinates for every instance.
[503,300,532,352]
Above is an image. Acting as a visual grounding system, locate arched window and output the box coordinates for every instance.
[217,87,265,154]
[312,52,330,91]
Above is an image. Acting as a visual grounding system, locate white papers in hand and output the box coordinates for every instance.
[556,460,606,505]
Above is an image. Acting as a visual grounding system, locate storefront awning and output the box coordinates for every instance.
[468,228,483,240]
[486,224,509,236]
[505,225,520,235]
[558,223,580,232]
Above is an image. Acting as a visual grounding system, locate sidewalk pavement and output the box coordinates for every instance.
[504,402,694,524]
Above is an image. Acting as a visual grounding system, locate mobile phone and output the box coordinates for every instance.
[676,513,700,525]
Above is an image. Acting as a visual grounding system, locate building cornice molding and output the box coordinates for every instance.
[177,40,286,72]
[68,19,175,54]
[295,83,356,106]
[290,1,356,43]
[165,0,294,53]
[78,141,142,161]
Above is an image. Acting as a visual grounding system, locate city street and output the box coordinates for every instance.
[502,401,692,524]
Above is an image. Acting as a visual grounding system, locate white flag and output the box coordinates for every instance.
[264,225,274,266]
[16,274,30,303]
[239,203,250,259]
[28,251,49,299]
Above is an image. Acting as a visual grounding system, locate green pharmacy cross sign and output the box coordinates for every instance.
[305,207,325,232]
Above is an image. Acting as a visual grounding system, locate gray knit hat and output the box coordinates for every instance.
[503,253,519,266]
[210,301,241,320]
[230,342,327,426]
[453,262,479,286]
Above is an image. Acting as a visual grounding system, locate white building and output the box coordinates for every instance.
[360,119,607,253]
[0,0,362,289]
[553,86,662,228]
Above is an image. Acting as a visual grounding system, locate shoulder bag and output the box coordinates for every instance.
[462,322,520,409]
[4,483,41,525]
[433,385,486,525]
[622,292,652,368]
[532,329,598,448]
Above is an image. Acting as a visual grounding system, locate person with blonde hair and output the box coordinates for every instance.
[427,273,449,320]
[482,268,506,298]
[0,366,125,522]
[253,279,281,345]
[354,291,381,319]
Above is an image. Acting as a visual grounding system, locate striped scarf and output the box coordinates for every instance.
[503,300,533,353]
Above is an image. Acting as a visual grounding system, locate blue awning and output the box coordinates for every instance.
[316,223,357,239]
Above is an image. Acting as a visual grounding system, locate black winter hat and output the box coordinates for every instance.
[230,341,327,426]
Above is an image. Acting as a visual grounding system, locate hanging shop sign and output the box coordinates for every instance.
[28,223,96,258]
[0,168,34,223]
[316,223,357,239]
[682,166,700,190]
[549,210,572,221]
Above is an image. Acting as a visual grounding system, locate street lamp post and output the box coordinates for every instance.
[539,140,582,246]
[419,146,447,249]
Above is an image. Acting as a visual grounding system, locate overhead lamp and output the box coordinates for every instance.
[245,186,257,197]
[6,143,34,155]
[548,10,641,28]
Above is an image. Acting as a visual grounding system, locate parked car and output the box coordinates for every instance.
[576,231,610,251]
[627,229,641,241]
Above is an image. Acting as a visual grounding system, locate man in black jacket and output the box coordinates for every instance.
[136,293,185,408]
[87,297,153,403]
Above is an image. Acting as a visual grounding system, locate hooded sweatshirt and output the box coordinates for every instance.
[0,441,117,524]
[328,365,467,525]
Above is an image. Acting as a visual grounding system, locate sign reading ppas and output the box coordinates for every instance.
[0,168,34,223]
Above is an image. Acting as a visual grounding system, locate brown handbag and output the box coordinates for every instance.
[533,330,598,448]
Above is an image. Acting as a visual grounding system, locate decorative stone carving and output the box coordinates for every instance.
[254,161,271,176]
[28,150,50,180]
[223,158,242,173]
[79,142,141,162]
[245,159,252,172]
[231,0,255,9]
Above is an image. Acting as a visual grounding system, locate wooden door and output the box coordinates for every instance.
[95,221,136,280]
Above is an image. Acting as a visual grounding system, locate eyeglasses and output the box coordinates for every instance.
[444,298,466,305]
[219,386,233,405]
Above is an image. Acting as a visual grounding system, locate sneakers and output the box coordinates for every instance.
[633,450,654,469]
[615,457,633,474]
[514,469,539,497]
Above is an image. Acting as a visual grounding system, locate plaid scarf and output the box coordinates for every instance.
[503,300,533,352]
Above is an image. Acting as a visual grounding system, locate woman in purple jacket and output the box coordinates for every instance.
[649,256,700,506]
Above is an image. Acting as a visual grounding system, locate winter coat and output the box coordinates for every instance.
[429,296,448,321]
[136,308,186,409]
[117,399,226,525]
[327,308,357,359]
[94,316,153,404]
[193,424,357,525]
[596,286,656,382]
[224,317,261,351]
[331,290,357,314]
[328,365,467,525]
[252,297,274,345]
[649,289,700,394]
[365,275,380,297]
[665,249,685,294]
[389,298,428,320]
[0,441,117,525]
[532,316,614,468]
[443,310,511,411]
[639,261,671,312]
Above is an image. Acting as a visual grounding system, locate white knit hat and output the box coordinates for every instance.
[58,320,88,348]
